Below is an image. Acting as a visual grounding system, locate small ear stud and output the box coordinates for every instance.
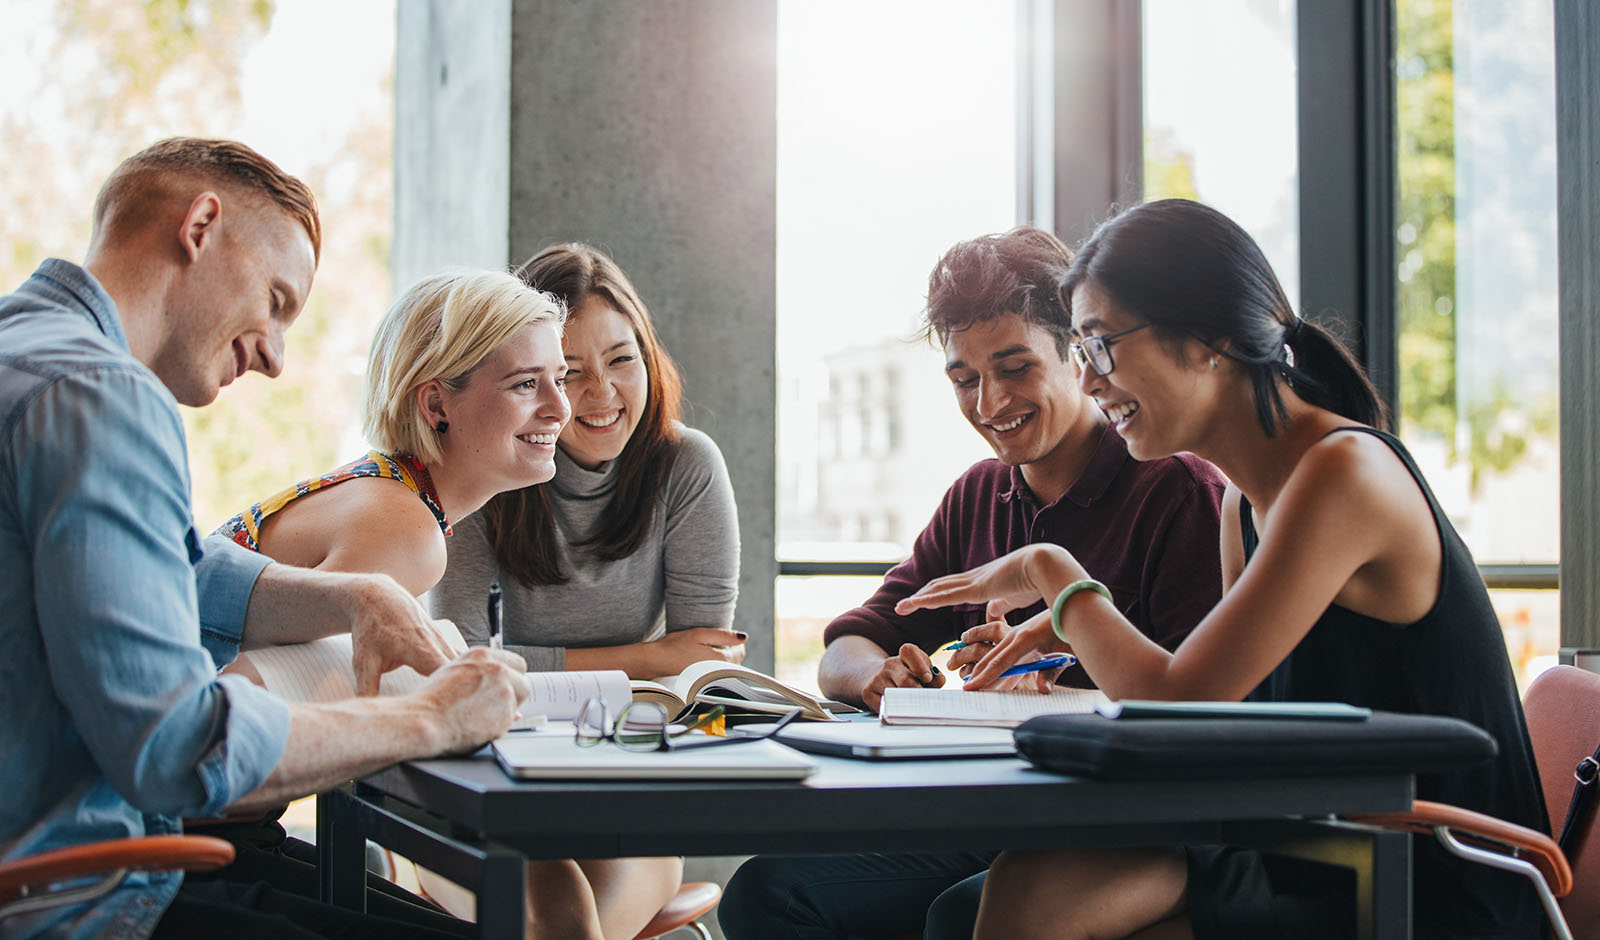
[435,421,449,433]
[1209,357,1218,371]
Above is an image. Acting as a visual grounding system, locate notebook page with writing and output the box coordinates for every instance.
[880,686,1110,728]
[524,670,633,721]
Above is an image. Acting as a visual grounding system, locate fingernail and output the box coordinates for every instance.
[735,632,748,641]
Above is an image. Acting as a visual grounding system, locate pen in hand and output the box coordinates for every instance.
[487,580,503,650]
[963,654,1075,683]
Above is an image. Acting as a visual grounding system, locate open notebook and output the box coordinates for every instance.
[239,631,636,728]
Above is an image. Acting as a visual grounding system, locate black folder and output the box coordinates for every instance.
[1013,709,1497,781]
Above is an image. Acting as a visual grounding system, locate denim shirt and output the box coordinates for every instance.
[0,260,290,938]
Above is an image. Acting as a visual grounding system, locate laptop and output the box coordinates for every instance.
[748,721,1017,761]
[492,730,817,780]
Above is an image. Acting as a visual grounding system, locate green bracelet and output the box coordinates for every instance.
[1049,579,1112,642]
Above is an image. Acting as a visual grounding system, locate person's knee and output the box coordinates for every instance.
[721,855,805,939]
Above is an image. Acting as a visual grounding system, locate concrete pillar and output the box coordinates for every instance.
[395,0,778,677]
[393,0,513,283]
[397,7,777,931]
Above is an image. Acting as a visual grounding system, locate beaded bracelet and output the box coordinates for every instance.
[1049,579,1112,643]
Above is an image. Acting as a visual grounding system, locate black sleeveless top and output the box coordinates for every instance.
[1240,428,1546,937]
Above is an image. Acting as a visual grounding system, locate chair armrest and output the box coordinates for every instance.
[1352,799,1571,896]
[0,835,236,903]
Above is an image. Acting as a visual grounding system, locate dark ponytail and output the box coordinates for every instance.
[1061,199,1388,435]
[1281,316,1390,433]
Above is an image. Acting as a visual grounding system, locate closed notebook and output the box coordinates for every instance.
[764,722,1017,760]
[492,730,817,780]
[879,686,1110,728]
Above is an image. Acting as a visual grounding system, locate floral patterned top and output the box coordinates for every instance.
[213,450,450,552]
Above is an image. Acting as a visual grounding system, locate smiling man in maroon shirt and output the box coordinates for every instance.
[722,227,1227,940]
[816,225,1227,713]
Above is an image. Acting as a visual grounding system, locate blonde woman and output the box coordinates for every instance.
[218,270,682,939]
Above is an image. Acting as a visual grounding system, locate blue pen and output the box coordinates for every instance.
[964,653,1075,682]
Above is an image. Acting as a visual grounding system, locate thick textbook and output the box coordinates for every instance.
[879,685,1110,728]
[629,660,856,722]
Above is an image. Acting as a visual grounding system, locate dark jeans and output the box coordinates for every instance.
[720,850,995,940]
[152,814,473,940]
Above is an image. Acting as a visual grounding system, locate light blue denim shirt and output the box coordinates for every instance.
[0,260,291,938]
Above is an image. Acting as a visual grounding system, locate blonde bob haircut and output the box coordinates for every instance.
[363,270,566,465]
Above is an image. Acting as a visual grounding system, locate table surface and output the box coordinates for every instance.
[358,747,1417,860]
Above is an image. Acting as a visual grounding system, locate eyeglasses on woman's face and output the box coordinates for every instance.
[1068,322,1152,376]
[574,698,802,752]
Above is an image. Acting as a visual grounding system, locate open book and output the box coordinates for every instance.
[880,685,1110,728]
[629,661,857,722]
[236,628,635,728]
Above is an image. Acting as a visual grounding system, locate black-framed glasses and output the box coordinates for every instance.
[575,697,803,752]
[1068,322,1152,376]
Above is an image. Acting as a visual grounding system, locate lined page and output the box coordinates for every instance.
[880,686,1109,728]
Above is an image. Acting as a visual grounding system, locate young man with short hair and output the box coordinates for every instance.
[0,137,529,939]
[721,226,1227,940]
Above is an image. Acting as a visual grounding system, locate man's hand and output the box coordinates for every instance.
[231,646,533,812]
[414,647,532,753]
[340,573,458,695]
[860,642,945,713]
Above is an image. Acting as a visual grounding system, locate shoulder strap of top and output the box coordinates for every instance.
[1239,427,1436,563]
[1318,426,1447,524]
[1238,492,1259,561]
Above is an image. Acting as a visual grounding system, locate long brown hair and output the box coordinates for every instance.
[1062,199,1388,436]
[484,243,684,585]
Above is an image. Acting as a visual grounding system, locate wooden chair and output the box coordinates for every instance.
[1352,664,1600,940]
[0,834,235,923]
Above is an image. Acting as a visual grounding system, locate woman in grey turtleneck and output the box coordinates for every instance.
[431,242,743,676]
[428,243,741,937]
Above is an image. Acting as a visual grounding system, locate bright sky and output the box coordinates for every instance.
[235,0,395,180]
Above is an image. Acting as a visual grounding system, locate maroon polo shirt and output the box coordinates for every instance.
[823,426,1226,688]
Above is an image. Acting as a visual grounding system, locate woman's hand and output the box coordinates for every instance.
[641,627,747,676]
[960,610,1075,690]
[896,544,1085,622]
[960,610,1069,692]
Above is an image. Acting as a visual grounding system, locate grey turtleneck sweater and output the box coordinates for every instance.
[431,425,740,670]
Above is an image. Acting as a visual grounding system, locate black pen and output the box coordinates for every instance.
[488,580,503,650]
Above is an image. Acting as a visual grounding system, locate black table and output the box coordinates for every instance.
[317,749,1416,939]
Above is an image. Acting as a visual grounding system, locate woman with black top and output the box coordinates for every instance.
[898,199,1546,939]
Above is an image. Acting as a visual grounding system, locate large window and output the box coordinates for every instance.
[774,0,1018,686]
[1142,0,1299,305]
[1394,0,1559,685]
[0,0,396,530]
[1,0,396,847]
